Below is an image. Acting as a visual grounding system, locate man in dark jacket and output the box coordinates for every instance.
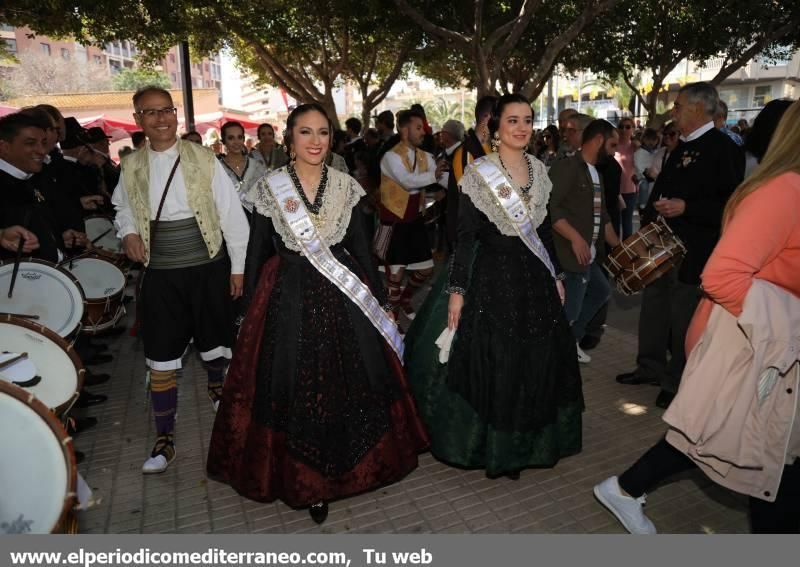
[616,82,744,408]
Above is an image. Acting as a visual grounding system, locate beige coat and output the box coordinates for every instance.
[664,279,800,502]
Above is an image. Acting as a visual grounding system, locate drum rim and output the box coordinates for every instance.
[0,314,86,414]
[0,380,77,533]
[0,257,88,337]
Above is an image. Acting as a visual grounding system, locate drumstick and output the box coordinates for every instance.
[90,228,113,245]
[0,352,28,372]
[7,212,31,299]
[0,312,40,320]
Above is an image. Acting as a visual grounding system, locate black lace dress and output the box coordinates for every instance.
[405,154,583,476]
[207,167,428,507]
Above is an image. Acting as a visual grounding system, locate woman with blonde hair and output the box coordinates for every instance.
[594,100,800,534]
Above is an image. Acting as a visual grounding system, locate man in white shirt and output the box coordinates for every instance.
[112,87,250,474]
[378,109,445,319]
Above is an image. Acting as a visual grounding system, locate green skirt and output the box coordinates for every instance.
[405,249,583,476]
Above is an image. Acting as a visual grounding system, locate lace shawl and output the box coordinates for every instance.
[247,166,365,253]
[458,152,552,234]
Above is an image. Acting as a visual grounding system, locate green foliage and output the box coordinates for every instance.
[110,67,171,91]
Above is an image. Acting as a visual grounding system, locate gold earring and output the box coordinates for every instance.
[290,149,296,162]
[491,133,500,152]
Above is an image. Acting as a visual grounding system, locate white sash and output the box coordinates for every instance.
[267,171,405,361]
[473,157,556,280]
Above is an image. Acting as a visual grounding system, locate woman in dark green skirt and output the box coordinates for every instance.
[405,94,584,478]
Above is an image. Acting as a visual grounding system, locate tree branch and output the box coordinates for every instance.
[710,20,796,85]
[392,0,470,47]
[491,0,542,59]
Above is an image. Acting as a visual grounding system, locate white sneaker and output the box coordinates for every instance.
[593,476,657,534]
[142,438,176,474]
[212,399,220,412]
[577,344,592,364]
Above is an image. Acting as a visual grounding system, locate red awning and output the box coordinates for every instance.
[184,112,262,135]
[0,104,19,117]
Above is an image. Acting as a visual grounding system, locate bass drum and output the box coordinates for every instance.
[0,380,77,533]
[0,315,84,417]
[0,259,86,338]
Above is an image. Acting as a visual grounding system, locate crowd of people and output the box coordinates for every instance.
[1,81,798,533]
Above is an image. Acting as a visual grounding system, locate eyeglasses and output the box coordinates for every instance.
[136,107,178,118]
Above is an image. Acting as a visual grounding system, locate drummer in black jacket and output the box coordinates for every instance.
[0,113,87,263]
[616,82,744,409]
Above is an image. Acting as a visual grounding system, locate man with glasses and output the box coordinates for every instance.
[112,86,249,474]
[616,82,744,409]
[559,113,593,160]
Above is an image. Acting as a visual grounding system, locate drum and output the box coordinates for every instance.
[0,259,86,338]
[604,218,687,295]
[0,315,84,416]
[85,216,131,272]
[0,380,77,533]
[422,195,443,225]
[67,257,127,334]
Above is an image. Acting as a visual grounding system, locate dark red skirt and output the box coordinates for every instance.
[207,256,429,507]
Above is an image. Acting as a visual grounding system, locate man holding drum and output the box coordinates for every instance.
[112,87,249,474]
[549,119,621,365]
[616,82,744,408]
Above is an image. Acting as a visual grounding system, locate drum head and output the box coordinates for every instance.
[0,381,74,534]
[0,260,85,337]
[68,258,126,298]
[85,216,122,254]
[0,317,82,412]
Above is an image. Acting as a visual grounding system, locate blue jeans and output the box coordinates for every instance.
[563,261,612,342]
[621,193,637,239]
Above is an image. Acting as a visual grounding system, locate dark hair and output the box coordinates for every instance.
[283,103,331,154]
[33,104,63,123]
[344,117,362,134]
[488,93,532,138]
[0,113,50,142]
[744,98,795,162]
[132,86,172,109]
[364,128,379,143]
[410,103,426,119]
[474,95,498,123]
[375,110,394,130]
[542,124,559,151]
[181,131,202,143]
[19,107,55,128]
[396,108,424,129]
[220,121,244,141]
[582,119,616,145]
[642,127,659,142]
[131,131,146,146]
[257,123,274,138]
[333,129,348,147]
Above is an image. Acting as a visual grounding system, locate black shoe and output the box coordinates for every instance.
[616,371,660,386]
[579,335,601,351]
[75,390,108,408]
[86,353,113,365]
[84,371,110,387]
[123,295,134,304]
[68,416,98,435]
[655,390,675,409]
[506,471,520,480]
[75,450,85,465]
[309,502,328,524]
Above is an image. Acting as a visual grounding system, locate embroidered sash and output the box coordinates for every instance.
[267,171,405,360]
[472,157,556,280]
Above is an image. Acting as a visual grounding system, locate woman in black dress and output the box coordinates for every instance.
[207,104,428,523]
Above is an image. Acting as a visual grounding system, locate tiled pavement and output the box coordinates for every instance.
[73,291,749,534]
